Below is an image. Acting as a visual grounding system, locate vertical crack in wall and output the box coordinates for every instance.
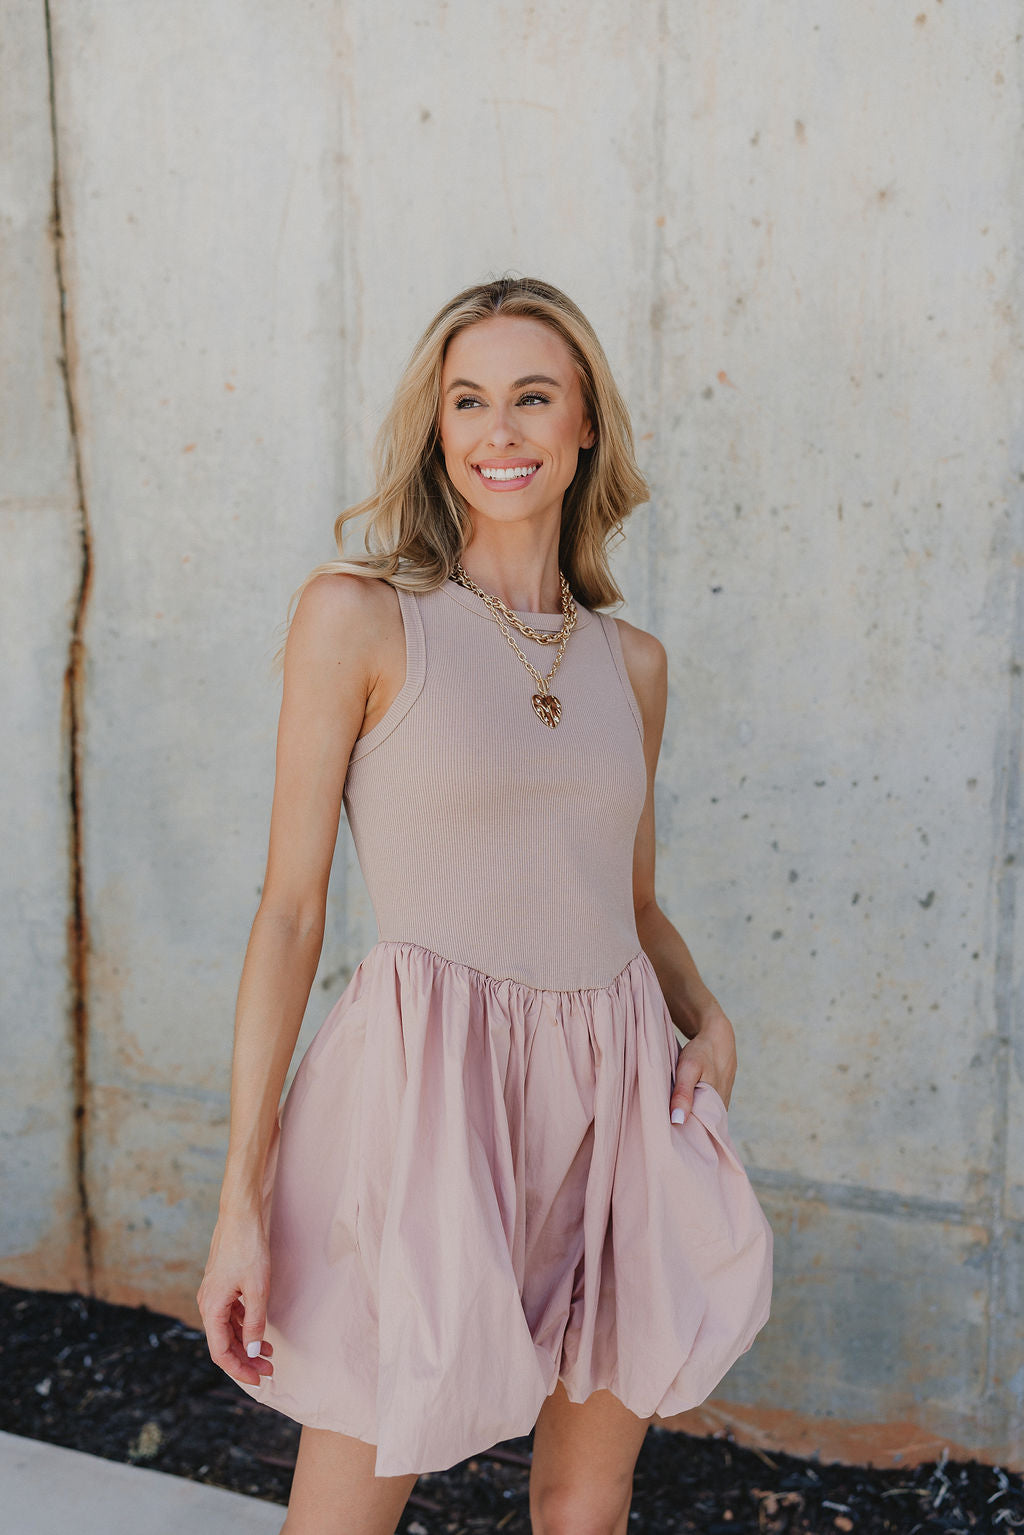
[985,533,1022,1431]
[44,0,95,1292]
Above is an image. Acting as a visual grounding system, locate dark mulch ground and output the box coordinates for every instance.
[1,1281,1020,1533]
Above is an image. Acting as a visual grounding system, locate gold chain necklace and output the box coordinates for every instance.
[451,560,573,643]
[449,561,577,728]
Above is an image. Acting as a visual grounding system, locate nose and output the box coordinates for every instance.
[485,403,520,449]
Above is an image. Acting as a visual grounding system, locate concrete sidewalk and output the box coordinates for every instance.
[0,1431,285,1533]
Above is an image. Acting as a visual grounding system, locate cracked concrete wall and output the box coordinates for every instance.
[2,0,1021,1467]
[0,2,87,1294]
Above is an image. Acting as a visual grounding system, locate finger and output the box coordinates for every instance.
[239,1286,269,1370]
[205,1305,258,1382]
[670,1060,704,1125]
[226,1306,273,1372]
[207,1294,267,1387]
[226,1302,272,1377]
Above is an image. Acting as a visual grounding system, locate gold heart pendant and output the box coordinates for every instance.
[532,692,562,727]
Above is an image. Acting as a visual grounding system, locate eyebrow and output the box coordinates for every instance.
[444,373,563,395]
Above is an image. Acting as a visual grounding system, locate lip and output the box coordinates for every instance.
[472,459,541,491]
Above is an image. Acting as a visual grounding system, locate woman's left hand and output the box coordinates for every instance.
[670,1008,738,1124]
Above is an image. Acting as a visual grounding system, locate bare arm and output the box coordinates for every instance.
[197,572,395,1383]
[616,618,738,1120]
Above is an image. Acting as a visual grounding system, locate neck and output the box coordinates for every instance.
[456,522,563,613]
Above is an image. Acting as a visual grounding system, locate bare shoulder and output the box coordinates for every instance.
[611,615,667,692]
[609,615,668,751]
[288,571,401,666]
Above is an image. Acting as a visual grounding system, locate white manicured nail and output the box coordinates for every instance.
[246,1340,262,1357]
[671,1107,686,1126]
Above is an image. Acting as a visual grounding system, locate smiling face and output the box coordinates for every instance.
[438,315,595,528]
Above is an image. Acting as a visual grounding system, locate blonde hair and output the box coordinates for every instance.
[281,276,649,653]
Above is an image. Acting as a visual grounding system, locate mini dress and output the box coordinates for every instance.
[236,579,774,1477]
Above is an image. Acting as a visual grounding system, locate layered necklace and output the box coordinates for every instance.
[449,559,578,728]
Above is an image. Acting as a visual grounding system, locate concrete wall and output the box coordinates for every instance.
[2,0,1021,1467]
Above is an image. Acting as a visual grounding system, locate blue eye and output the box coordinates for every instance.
[454,396,481,410]
[518,392,550,406]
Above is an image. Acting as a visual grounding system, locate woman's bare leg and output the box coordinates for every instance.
[280,1425,418,1535]
[529,1381,652,1535]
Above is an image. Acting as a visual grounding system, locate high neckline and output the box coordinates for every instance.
[442,578,591,629]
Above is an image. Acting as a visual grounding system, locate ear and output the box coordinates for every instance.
[580,416,596,450]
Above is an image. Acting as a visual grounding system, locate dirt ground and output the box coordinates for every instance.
[1,1281,1020,1533]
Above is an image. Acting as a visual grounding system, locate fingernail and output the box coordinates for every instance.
[246,1340,262,1357]
[671,1107,686,1126]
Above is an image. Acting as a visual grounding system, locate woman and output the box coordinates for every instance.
[197,276,773,1535]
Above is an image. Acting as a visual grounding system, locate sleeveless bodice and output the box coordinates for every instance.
[341,580,649,989]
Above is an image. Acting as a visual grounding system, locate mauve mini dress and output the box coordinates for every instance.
[235,578,774,1477]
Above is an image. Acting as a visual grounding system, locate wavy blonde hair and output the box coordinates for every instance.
[281,275,649,650]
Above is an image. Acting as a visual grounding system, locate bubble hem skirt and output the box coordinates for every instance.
[236,939,774,1477]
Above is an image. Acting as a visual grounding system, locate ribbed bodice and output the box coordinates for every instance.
[341,580,648,989]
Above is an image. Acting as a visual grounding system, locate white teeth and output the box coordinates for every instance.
[479,464,538,481]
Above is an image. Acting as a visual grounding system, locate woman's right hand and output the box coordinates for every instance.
[196,1211,274,1387]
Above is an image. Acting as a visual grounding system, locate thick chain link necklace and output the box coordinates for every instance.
[449,560,578,727]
